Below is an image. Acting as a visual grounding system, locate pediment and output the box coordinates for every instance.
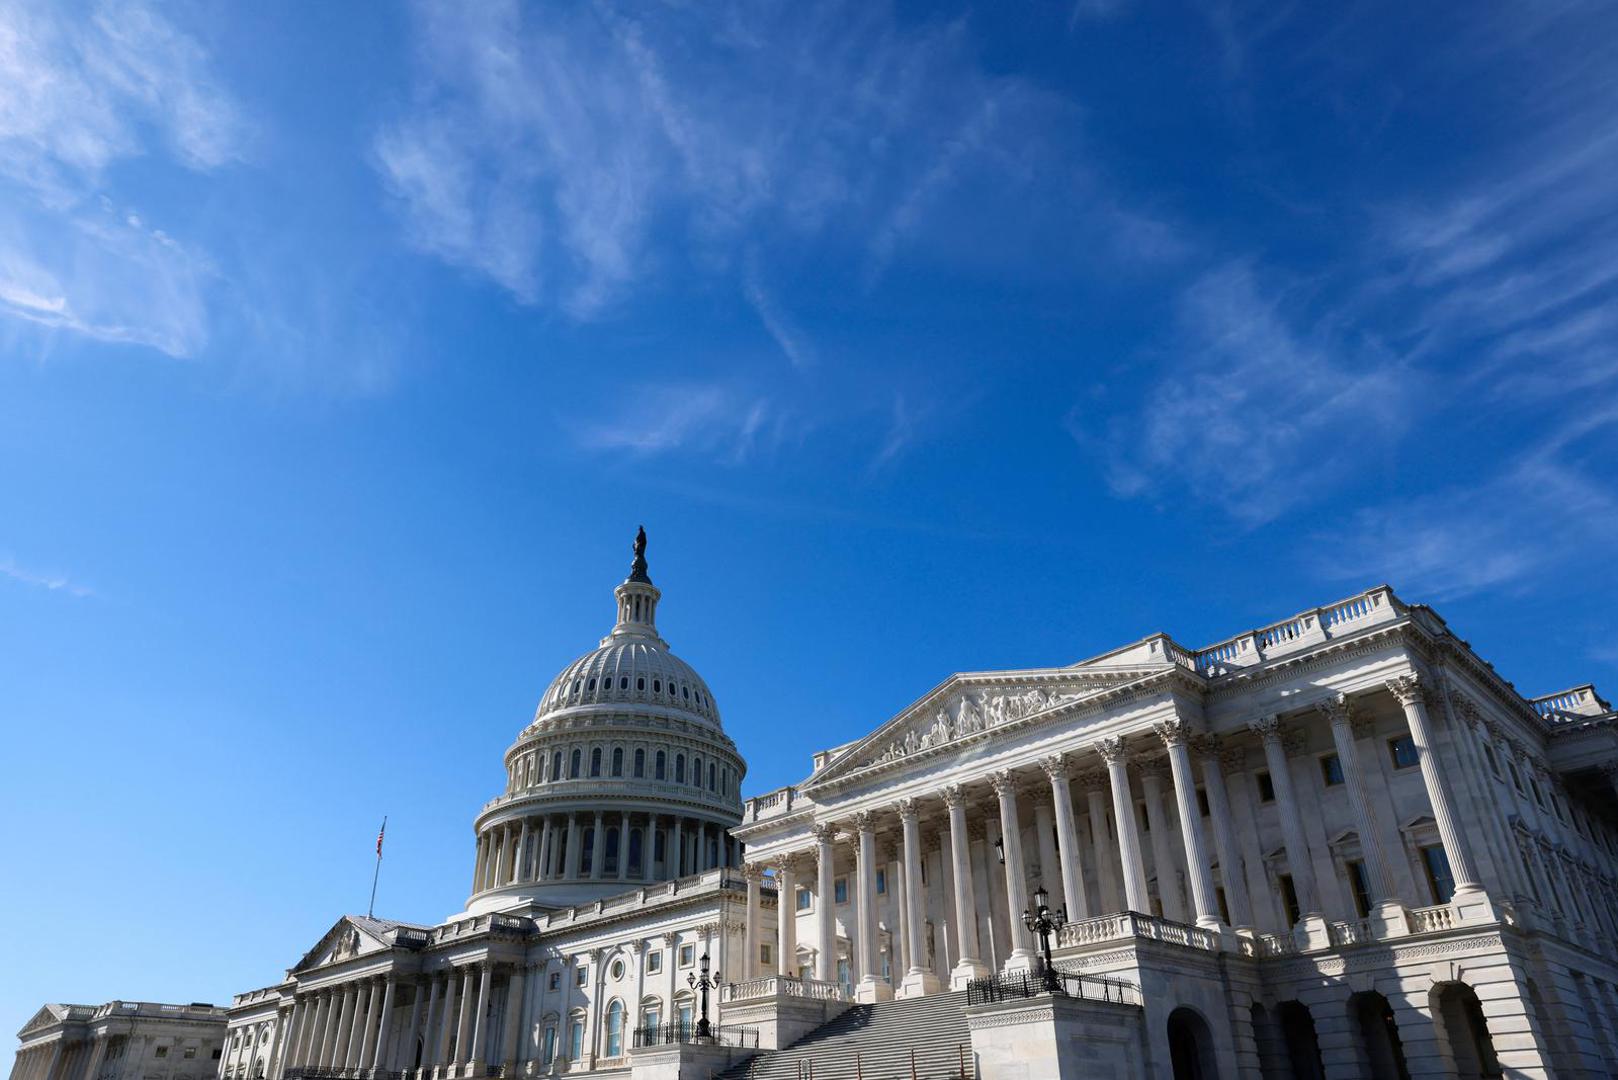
[19,1005,67,1037]
[803,667,1165,789]
[292,917,394,973]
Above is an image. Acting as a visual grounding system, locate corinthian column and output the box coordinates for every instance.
[1098,738,1151,913]
[897,799,943,997]
[853,812,894,1001]
[990,771,1034,970]
[813,824,837,983]
[1155,718,1222,931]
[774,857,798,977]
[1041,756,1089,919]
[1387,674,1492,919]
[1318,694,1407,936]
[1195,738,1253,930]
[942,785,988,987]
[1249,715,1319,921]
[742,863,763,980]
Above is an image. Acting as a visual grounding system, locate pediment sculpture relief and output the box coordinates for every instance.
[863,686,1085,769]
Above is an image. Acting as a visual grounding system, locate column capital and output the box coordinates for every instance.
[988,769,1017,796]
[1189,732,1220,759]
[1315,693,1352,727]
[1386,673,1426,706]
[941,783,968,809]
[1247,714,1282,743]
[769,853,801,875]
[741,862,765,883]
[1038,753,1070,780]
[1074,767,1105,787]
[896,797,920,823]
[1153,717,1196,748]
[852,810,878,833]
[812,821,838,844]
[1095,735,1129,766]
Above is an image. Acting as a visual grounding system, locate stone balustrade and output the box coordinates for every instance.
[1054,912,1220,953]
[721,976,849,1004]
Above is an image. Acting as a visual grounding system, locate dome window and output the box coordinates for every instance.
[682,686,690,700]
[551,751,563,780]
[675,754,686,783]
[634,748,645,777]
[692,755,702,787]
[620,676,629,690]
[590,748,603,777]
[637,677,646,691]
[570,749,582,778]
[655,751,666,780]
[611,748,624,777]
[653,679,661,693]
[587,678,596,691]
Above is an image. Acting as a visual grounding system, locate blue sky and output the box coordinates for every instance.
[3,0,1617,1037]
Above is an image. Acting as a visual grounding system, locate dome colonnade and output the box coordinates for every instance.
[467,529,745,913]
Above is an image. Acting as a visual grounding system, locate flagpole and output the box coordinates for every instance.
[368,816,387,919]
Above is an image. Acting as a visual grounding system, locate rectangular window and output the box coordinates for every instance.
[1256,771,1276,803]
[642,1008,659,1034]
[875,868,887,895]
[1197,788,1210,817]
[836,958,851,993]
[679,943,695,967]
[760,943,772,965]
[1483,744,1500,777]
[211,1050,221,1061]
[834,877,849,904]
[155,1049,168,1060]
[795,885,812,911]
[646,951,663,974]
[568,1021,584,1061]
[1388,735,1419,770]
[1421,845,1455,904]
[1320,754,1345,786]
[183,1048,196,1060]
[541,1027,556,1066]
[548,972,560,991]
[677,1004,693,1034]
[575,965,588,987]
[1278,873,1301,925]
[1346,859,1372,918]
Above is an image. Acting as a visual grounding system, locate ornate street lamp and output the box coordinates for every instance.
[1021,884,1067,992]
[688,951,722,1039]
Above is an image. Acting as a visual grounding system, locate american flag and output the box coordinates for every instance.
[376,818,387,857]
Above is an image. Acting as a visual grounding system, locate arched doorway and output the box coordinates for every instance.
[1168,1007,1219,1080]
[1249,1003,1289,1080]
[1433,983,1502,1078]
[1277,1001,1325,1080]
[1351,991,1411,1080]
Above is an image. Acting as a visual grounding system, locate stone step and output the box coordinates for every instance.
[715,994,973,1080]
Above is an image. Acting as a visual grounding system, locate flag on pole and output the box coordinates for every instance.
[376,818,387,857]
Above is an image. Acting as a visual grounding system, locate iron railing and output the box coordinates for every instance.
[965,962,1137,1007]
[631,1023,760,1049]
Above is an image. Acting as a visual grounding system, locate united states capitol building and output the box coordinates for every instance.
[13,534,1618,1079]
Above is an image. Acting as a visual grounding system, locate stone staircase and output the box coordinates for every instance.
[715,992,974,1080]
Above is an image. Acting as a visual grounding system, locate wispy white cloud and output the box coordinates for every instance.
[0,553,93,598]
[1082,261,1412,525]
[742,256,814,369]
[375,0,1172,321]
[570,381,785,464]
[1314,409,1618,601]
[0,0,245,357]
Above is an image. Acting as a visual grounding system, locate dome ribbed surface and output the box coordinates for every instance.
[534,638,721,729]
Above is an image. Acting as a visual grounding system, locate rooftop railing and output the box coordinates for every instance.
[1191,586,1400,676]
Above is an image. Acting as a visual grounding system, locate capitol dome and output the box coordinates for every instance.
[464,529,746,914]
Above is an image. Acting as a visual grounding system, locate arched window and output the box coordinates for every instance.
[708,763,716,791]
[605,828,621,874]
[552,751,562,780]
[655,751,666,780]
[634,748,645,778]
[605,1000,625,1057]
[629,828,644,875]
[653,679,662,694]
[675,754,686,783]
[567,1014,586,1062]
[692,755,702,787]
[637,677,646,691]
[612,747,624,777]
[590,748,603,777]
[640,998,662,1036]
[721,768,729,795]
[569,749,582,778]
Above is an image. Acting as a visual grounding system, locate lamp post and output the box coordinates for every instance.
[688,951,721,1039]
[1021,884,1067,992]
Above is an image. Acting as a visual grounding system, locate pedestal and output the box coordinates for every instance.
[898,970,944,998]
[950,959,992,990]
[855,976,894,1003]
